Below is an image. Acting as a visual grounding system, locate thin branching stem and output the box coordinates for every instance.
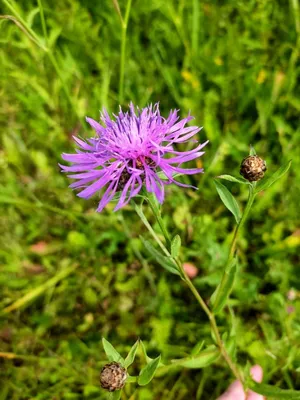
[37,0,48,44]
[178,265,243,383]
[112,0,124,26]
[228,184,256,261]
[2,0,82,125]
[118,0,132,103]
[146,195,172,248]
[135,198,244,383]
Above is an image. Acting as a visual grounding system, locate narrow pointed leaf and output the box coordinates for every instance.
[170,347,219,369]
[141,237,181,276]
[124,340,139,368]
[255,160,292,193]
[249,382,300,399]
[110,391,122,400]
[138,355,161,386]
[210,258,237,313]
[147,192,161,215]
[225,335,237,358]
[171,235,181,258]
[250,145,256,156]
[155,348,220,377]
[217,175,250,185]
[214,180,241,223]
[139,340,153,364]
[191,340,205,356]
[102,338,125,364]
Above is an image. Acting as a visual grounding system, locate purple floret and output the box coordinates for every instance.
[60,103,208,212]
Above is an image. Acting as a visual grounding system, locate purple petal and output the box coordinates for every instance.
[77,172,111,198]
[61,153,94,163]
[114,175,134,211]
[86,117,105,135]
[96,181,118,212]
[59,163,100,172]
[73,136,95,151]
[67,170,104,180]
[165,151,205,164]
[149,172,164,203]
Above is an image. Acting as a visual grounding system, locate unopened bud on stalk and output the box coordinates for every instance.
[240,155,267,182]
[100,362,127,392]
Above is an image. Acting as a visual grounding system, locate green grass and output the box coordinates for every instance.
[0,0,300,399]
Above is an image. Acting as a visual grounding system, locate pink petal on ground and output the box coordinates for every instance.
[183,263,198,279]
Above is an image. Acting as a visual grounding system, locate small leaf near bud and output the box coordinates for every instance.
[217,174,250,185]
[214,180,241,224]
[138,355,161,386]
[249,145,257,156]
[240,155,267,182]
[255,160,291,193]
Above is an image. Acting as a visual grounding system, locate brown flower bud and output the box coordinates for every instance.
[240,155,267,182]
[100,362,127,392]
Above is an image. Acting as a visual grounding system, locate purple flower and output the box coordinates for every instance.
[60,103,208,212]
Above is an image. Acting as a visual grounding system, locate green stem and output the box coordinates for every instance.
[120,213,156,293]
[228,184,256,261]
[2,0,47,50]
[146,195,172,248]
[133,201,170,257]
[3,264,79,313]
[46,51,78,116]
[180,267,243,383]
[135,197,244,383]
[119,0,132,103]
[2,0,82,124]
[126,376,138,383]
[37,0,48,44]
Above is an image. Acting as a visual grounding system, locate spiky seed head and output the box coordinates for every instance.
[100,362,127,392]
[240,155,267,182]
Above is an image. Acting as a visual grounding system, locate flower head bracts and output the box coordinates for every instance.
[60,103,208,212]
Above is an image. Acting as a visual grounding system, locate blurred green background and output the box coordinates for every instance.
[0,0,300,399]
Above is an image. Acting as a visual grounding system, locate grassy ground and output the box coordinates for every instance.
[1,0,300,399]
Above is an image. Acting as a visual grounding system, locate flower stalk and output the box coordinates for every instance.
[134,197,245,383]
[2,0,81,124]
[117,0,132,103]
[228,183,256,262]
[146,194,172,249]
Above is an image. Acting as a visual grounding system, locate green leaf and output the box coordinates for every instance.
[170,347,219,369]
[139,340,153,364]
[190,340,205,356]
[141,237,181,276]
[210,258,237,313]
[138,355,161,386]
[214,180,241,223]
[147,192,160,215]
[255,160,292,193]
[171,235,181,258]
[249,382,300,399]
[225,335,237,358]
[250,145,256,156]
[124,340,139,368]
[110,391,122,400]
[217,175,250,185]
[102,338,125,364]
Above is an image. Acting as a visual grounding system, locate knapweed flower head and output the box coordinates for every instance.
[60,103,208,212]
[100,362,127,392]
